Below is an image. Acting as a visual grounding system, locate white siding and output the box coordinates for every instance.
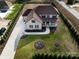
[25,18,42,30]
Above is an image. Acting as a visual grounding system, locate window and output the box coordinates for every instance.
[42,22,45,26]
[51,23,54,25]
[53,16,57,19]
[42,15,45,18]
[43,22,45,25]
[29,25,33,28]
[45,15,48,18]
[49,15,53,18]
[47,22,49,24]
[32,20,35,23]
[35,25,39,28]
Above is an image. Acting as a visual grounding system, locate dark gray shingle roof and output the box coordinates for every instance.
[35,5,58,15]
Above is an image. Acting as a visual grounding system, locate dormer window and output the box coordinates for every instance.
[39,14,42,17]
[32,20,35,23]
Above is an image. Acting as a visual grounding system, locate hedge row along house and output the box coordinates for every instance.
[22,5,59,32]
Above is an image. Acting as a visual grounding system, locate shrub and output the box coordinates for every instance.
[32,54,79,59]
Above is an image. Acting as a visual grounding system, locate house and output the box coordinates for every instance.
[0,0,9,12]
[22,5,59,32]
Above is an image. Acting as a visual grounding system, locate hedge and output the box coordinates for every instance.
[32,53,79,59]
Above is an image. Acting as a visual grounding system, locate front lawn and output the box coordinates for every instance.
[14,18,79,59]
[5,4,23,20]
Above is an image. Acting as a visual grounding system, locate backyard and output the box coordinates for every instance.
[14,17,79,59]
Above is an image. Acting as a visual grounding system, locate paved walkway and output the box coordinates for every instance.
[0,16,25,59]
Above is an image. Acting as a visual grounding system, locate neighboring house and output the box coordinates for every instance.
[22,5,59,32]
[0,0,9,12]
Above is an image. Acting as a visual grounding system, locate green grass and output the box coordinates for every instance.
[14,20,78,59]
[5,4,23,20]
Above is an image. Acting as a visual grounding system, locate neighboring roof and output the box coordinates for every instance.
[22,9,32,16]
[35,5,58,15]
